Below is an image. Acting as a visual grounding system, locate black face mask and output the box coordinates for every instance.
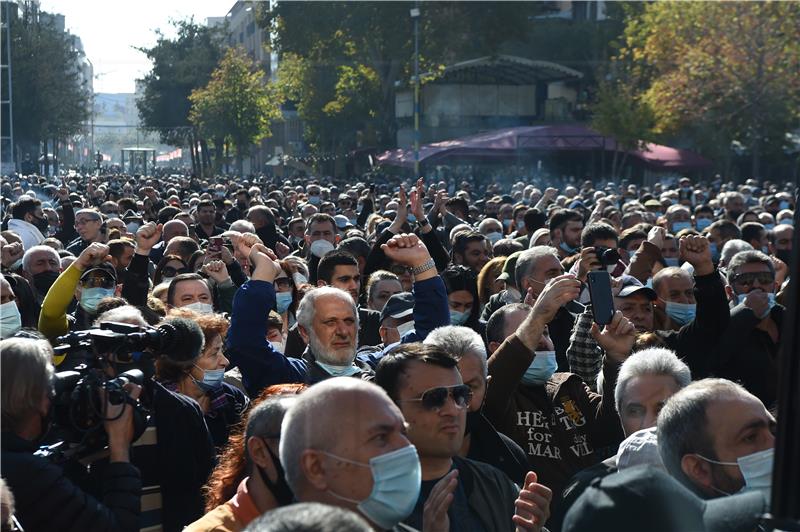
[33,215,50,233]
[776,249,792,266]
[32,270,60,295]
[258,438,295,506]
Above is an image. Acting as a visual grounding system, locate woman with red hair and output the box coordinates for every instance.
[186,384,306,532]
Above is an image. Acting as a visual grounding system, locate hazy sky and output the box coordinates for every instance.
[40,0,231,94]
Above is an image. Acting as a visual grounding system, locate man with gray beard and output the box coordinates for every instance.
[226,242,373,396]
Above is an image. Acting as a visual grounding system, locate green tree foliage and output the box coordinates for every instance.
[9,2,90,160]
[136,20,223,147]
[189,47,282,174]
[259,1,547,155]
[617,1,800,178]
[591,80,655,178]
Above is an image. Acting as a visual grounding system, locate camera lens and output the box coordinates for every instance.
[596,246,620,267]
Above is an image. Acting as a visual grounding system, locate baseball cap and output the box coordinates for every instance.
[615,427,663,471]
[496,250,523,283]
[333,214,350,230]
[563,466,766,532]
[79,261,117,285]
[380,292,414,323]
[616,274,657,300]
[644,199,663,209]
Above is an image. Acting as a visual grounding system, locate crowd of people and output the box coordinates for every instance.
[0,170,795,532]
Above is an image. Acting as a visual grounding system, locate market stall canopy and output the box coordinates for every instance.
[377,125,711,170]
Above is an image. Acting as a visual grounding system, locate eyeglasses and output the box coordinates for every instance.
[732,272,774,287]
[399,384,472,411]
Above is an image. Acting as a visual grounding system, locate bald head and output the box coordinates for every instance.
[162,220,189,243]
[280,378,406,494]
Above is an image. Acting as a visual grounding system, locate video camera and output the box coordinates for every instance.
[40,320,191,462]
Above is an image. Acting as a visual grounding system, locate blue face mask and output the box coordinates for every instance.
[779,218,793,226]
[663,257,679,267]
[521,351,557,386]
[502,218,513,229]
[664,301,696,326]
[559,241,579,255]
[736,292,776,318]
[696,218,712,231]
[671,221,692,233]
[323,445,422,530]
[316,361,360,377]
[192,365,225,392]
[763,224,775,231]
[308,195,321,205]
[709,241,720,263]
[778,201,790,210]
[695,448,773,505]
[80,287,115,314]
[407,214,417,223]
[275,291,293,314]
[761,246,770,255]
[450,309,471,326]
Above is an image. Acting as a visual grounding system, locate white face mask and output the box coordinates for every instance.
[0,300,22,339]
[183,301,214,315]
[396,320,415,337]
[309,238,335,258]
[269,339,286,353]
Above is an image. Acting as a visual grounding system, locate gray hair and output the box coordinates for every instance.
[243,502,371,532]
[424,325,488,377]
[614,348,691,414]
[94,305,147,328]
[280,378,390,492]
[245,395,298,470]
[719,239,753,268]
[528,228,551,249]
[657,378,751,490]
[296,287,358,332]
[0,337,55,433]
[22,245,60,273]
[514,245,559,290]
[725,250,775,284]
[229,220,256,234]
[652,267,693,294]
[477,218,502,234]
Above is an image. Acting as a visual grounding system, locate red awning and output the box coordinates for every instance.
[377,125,711,170]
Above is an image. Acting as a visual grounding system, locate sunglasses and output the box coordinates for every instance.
[732,272,774,287]
[399,384,472,411]
[162,266,190,278]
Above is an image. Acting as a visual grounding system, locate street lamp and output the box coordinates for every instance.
[410,4,420,178]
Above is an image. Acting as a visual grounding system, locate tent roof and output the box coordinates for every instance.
[425,55,584,85]
[376,125,711,170]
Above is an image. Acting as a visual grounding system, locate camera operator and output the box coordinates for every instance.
[57,315,218,532]
[0,337,142,532]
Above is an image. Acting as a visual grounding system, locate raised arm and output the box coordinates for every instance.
[226,240,306,395]
[381,232,449,342]
[485,275,582,424]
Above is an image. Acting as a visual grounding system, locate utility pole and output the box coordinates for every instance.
[411,3,420,178]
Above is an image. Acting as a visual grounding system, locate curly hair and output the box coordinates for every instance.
[203,383,307,511]
[156,310,229,382]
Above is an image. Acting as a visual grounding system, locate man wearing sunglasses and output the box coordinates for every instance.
[714,250,784,410]
[376,344,553,531]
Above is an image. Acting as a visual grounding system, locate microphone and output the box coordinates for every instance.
[121,317,205,363]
